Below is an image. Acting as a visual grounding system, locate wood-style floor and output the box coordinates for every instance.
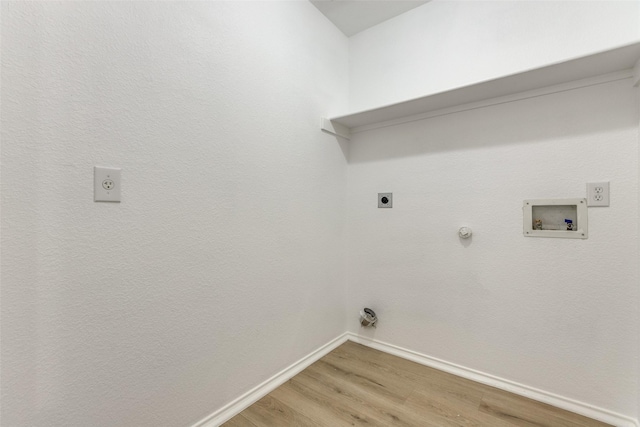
[222,341,610,427]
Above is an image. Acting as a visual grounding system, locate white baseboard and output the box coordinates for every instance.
[347,332,638,427]
[191,332,349,427]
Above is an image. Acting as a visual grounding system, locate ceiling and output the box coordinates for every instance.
[310,1,430,37]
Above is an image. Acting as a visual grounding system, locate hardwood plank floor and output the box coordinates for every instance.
[222,341,611,427]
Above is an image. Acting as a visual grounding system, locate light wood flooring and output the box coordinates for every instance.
[222,341,611,427]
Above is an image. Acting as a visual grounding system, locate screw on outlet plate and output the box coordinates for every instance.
[378,193,392,208]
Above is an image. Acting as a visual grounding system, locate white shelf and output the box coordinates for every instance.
[322,42,640,136]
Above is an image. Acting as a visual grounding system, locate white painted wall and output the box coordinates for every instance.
[3,1,640,425]
[346,78,639,417]
[637,84,640,423]
[0,2,348,426]
[349,0,640,112]
[346,1,640,420]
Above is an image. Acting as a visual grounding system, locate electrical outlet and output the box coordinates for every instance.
[102,179,114,190]
[378,193,392,208]
[94,166,121,202]
[586,182,609,207]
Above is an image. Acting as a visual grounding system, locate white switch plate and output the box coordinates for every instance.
[586,182,609,207]
[94,166,121,202]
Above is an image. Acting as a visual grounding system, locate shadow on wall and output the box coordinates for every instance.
[337,135,350,162]
[346,80,636,164]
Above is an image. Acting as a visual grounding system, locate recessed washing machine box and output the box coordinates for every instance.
[523,198,588,239]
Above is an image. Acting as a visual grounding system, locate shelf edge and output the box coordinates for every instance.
[348,70,633,134]
[327,41,640,132]
[320,117,351,140]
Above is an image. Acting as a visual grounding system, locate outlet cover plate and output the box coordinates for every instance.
[94,166,121,202]
[587,182,609,207]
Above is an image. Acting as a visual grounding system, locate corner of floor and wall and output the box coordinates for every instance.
[1,1,640,427]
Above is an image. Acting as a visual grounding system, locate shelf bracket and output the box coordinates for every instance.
[633,58,640,87]
[320,117,350,141]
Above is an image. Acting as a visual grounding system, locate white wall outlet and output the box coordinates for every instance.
[94,166,121,202]
[586,182,609,207]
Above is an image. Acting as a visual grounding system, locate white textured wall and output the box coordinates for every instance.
[347,78,639,416]
[637,85,640,423]
[349,0,640,112]
[1,2,348,426]
[3,1,640,425]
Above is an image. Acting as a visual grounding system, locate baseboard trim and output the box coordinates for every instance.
[191,332,349,427]
[347,332,638,427]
